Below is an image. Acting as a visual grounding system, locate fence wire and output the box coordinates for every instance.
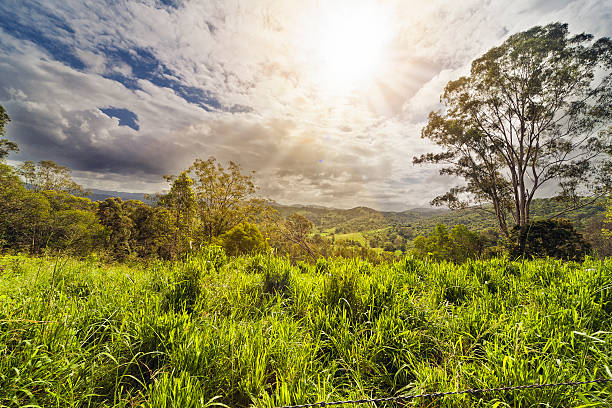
[277,378,612,408]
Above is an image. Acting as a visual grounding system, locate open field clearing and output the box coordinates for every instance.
[1,252,611,407]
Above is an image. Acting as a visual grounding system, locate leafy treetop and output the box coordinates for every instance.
[0,105,18,161]
[414,23,611,237]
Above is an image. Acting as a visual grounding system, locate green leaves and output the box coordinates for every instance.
[188,157,263,242]
[0,105,17,161]
[415,23,612,236]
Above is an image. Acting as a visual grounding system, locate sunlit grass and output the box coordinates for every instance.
[0,252,610,407]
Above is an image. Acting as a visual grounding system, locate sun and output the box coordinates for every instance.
[302,2,394,93]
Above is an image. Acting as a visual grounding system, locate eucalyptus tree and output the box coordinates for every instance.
[188,157,263,241]
[0,105,17,161]
[414,23,611,236]
[19,160,87,196]
[158,171,197,255]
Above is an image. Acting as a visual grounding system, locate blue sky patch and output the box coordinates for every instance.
[98,46,225,111]
[0,2,240,113]
[0,3,84,70]
[157,0,182,9]
[100,107,140,131]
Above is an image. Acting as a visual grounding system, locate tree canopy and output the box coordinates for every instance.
[188,157,263,241]
[508,219,591,261]
[0,105,17,161]
[19,160,87,196]
[414,23,611,237]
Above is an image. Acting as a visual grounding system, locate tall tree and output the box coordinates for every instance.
[0,105,18,161]
[414,23,611,237]
[158,171,197,256]
[189,157,263,241]
[97,197,133,259]
[19,160,87,196]
[125,200,173,258]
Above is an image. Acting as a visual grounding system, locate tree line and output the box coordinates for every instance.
[0,111,400,262]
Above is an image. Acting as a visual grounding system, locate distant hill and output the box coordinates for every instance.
[88,188,153,204]
[270,203,444,233]
[270,198,607,249]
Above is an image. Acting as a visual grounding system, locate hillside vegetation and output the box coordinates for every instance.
[1,252,611,407]
[273,198,608,255]
[274,199,606,235]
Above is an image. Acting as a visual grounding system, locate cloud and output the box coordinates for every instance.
[0,0,610,210]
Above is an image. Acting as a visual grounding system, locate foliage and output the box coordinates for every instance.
[97,197,134,260]
[188,157,263,241]
[414,23,612,236]
[157,171,197,257]
[125,200,174,259]
[218,222,268,256]
[508,219,592,261]
[274,197,608,256]
[0,173,50,252]
[0,105,17,161]
[19,159,87,196]
[412,224,490,263]
[1,254,611,407]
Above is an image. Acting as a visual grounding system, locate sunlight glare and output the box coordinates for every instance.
[307,3,394,93]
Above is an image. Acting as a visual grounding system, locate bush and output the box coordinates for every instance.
[218,223,268,257]
[508,219,591,261]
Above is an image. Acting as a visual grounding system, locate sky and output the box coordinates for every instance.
[0,0,611,211]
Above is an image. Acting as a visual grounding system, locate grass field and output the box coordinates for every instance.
[332,232,368,246]
[0,250,611,407]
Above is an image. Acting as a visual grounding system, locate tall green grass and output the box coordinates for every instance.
[0,252,610,407]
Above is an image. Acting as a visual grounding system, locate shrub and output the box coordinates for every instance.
[508,219,591,261]
[218,223,268,257]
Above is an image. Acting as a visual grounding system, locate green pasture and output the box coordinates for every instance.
[0,251,611,407]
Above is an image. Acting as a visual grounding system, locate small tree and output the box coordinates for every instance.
[189,157,263,241]
[158,171,197,256]
[19,160,87,196]
[218,222,268,256]
[270,213,318,261]
[414,23,611,237]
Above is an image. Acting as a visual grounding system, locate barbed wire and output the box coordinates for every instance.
[277,378,612,408]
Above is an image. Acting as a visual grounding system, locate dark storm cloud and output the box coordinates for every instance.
[6,103,182,175]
